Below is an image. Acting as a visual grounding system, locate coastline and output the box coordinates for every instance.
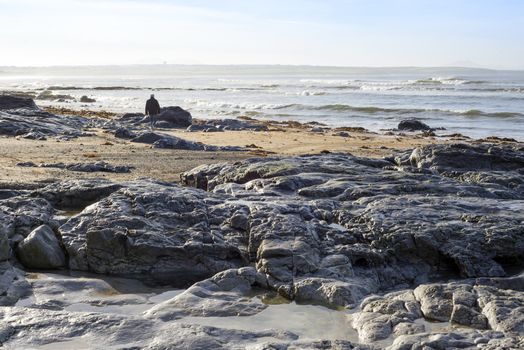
[0,104,515,185]
[0,105,501,185]
[0,97,523,349]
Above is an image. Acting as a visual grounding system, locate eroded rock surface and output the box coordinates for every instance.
[58,180,247,284]
[0,142,522,348]
[0,108,90,139]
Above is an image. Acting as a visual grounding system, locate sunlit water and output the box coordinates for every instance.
[1,65,524,140]
[9,271,475,349]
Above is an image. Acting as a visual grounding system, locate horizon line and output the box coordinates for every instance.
[1,63,524,72]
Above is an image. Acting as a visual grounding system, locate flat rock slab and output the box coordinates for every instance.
[188,118,269,132]
[131,131,244,151]
[18,161,132,173]
[0,107,90,139]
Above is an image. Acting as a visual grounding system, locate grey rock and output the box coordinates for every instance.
[476,285,524,333]
[388,330,524,350]
[16,162,36,167]
[114,127,136,139]
[119,112,144,121]
[392,322,425,337]
[131,131,243,152]
[79,95,96,103]
[35,179,122,209]
[145,267,268,320]
[450,304,488,329]
[0,230,9,261]
[397,119,431,131]
[189,118,268,132]
[155,106,192,128]
[0,108,89,139]
[413,283,460,322]
[352,290,422,341]
[131,131,165,144]
[0,196,56,237]
[397,143,524,173]
[22,131,47,140]
[38,161,131,173]
[59,181,246,284]
[186,124,210,132]
[310,127,325,133]
[0,262,31,306]
[16,225,66,269]
[0,143,523,346]
[0,95,37,110]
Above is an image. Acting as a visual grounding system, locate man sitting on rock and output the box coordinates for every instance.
[145,94,161,130]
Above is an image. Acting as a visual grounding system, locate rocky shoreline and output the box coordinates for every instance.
[0,95,523,349]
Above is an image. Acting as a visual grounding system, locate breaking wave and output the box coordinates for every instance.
[459,110,523,118]
[45,85,275,92]
[255,103,524,119]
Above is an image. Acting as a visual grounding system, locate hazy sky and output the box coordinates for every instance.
[1,0,523,68]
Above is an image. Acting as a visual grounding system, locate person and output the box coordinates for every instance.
[145,94,161,130]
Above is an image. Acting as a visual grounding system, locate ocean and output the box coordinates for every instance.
[1,65,524,140]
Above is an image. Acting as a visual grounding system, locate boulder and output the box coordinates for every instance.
[114,127,136,139]
[79,95,96,103]
[118,112,144,123]
[397,119,431,131]
[0,95,38,110]
[156,106,192,128]
[16,225,66,269]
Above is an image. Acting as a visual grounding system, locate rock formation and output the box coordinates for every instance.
[397,119,432,131]
[0,95,522,348]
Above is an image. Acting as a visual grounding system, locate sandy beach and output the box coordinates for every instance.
[0,106,477,184]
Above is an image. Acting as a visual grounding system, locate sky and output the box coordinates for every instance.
[0,0,523,68]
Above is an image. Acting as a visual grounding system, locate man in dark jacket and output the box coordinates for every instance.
[145,94,161,130]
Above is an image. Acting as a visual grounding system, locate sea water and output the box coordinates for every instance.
[1,65,523,140]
